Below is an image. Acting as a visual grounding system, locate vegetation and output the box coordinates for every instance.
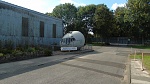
[46,0,150,40]
[130,45,150,49]
[0,41,53,63]
[44,49,52,56]
[130,54,150,73]
[46,3,77,34]
[0,53,3,57]
[91,42,110,46]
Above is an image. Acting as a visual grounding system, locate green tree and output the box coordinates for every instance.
[76,5,96,34]
[49,3,77,32]
[114,7,130,37]
[94,4,114,37]
[126,0,150,39]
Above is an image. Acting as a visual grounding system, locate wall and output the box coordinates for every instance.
[0,1,63,47]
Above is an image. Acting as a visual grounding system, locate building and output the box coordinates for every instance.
[0,1,63,47]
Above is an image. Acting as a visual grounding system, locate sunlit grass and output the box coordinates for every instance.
[130,45,150,49]
[130,54,150,73]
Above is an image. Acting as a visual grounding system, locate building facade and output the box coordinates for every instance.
[0,1,63,47]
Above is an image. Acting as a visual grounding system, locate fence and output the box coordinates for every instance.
[130,49,150,71]
[90,37,144,44]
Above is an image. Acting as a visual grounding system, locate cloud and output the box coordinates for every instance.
[2,0,54,13]
[2,0,86,13]
[60,0,86,7]
[111,3,126,10]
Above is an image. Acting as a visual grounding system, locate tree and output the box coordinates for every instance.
[48,3,77,33]
[114,7,130,37]
[126,0,150,39]
[94,4,114,37]
[77,5,96,34]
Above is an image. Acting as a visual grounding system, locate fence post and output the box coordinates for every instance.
[141,52,144,71]
[134,50,136,61]
[131,47,132,54]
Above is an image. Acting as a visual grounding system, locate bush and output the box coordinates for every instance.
[12,50,23,56]
[0,40,2,50]
[16,45,24,51]
[26,47,36,53]
[44,49,52,56]
[1,49,13,54]
[0,53,3,57]
[105,42,110,46]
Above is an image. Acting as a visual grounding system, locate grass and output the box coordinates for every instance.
[130,45,150,49]
[130,54,150,73]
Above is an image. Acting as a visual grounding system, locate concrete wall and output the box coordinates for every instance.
[0,1,63,47]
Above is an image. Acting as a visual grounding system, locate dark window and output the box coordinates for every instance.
[40,21,44,37]
[71,38,75,42]
[22,17,28,36]
[53,24,56,38]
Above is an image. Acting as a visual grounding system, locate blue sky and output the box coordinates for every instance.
[2,0,127,13]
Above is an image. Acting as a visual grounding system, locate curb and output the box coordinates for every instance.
[53,49,94,55]
[122,54,131,84]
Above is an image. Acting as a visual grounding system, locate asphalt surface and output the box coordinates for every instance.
[0,46,131,84]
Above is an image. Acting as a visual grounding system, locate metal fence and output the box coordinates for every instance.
[90,37,144,44]
[130,48,150,71]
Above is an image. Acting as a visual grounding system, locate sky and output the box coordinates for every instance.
[1,0,127,13]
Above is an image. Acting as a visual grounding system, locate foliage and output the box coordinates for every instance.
[12,50,23,56]
[125,0,150,39]
[47,1,150,40]
[130,45,150,49]
[0,53,3,57]
[0,40,2,49]
[1,49,13,54]
[26,47,36,53]
[130,54,150,73]
[94,4,115,37]
[48,3,77,33]
[76,4,96,37]
[0,45,53,63]
[44,49,52,56]
[114,7,130,37]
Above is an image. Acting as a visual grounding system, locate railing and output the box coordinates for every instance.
[130,48,150,71]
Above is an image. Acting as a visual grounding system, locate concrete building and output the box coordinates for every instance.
[0,1,63,47]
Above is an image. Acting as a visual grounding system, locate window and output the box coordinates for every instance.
[71,38,75,42]
[40,21,44,37]
[53,24,56,38]
[22,17,28,36]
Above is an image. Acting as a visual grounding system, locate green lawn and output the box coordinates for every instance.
[130,54,150,73]
[130,45,150,49]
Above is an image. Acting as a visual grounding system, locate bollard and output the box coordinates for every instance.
[131,47,132,54]
[134,50,136,61]
[141,53,144,71]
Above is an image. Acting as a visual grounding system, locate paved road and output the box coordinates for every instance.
[0,46,131,84]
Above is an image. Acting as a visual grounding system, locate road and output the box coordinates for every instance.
[0,46,131,84]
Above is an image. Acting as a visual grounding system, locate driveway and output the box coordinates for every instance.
[0,46,131,84]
